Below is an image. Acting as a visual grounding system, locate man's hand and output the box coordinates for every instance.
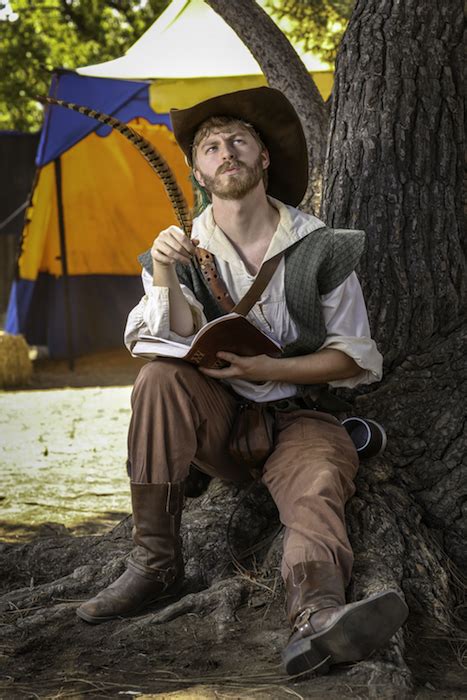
[200,348,362,384]
[150,226,200,337]
[151,226,199,267]
[199,352,275,382]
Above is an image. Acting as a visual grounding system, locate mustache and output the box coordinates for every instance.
[217,160,245,175]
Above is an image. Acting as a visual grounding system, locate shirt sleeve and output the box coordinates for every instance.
[124,267,207,353]
[319,272,383,388]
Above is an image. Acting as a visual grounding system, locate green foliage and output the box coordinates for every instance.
[0,0,169,132]
[264,0,353,64]
[0,0,350,132]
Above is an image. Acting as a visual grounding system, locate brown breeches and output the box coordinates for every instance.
[127,359,359,585]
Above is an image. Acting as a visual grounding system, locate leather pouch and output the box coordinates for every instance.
[228,402,275,478]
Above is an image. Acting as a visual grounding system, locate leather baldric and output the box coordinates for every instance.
[194,247,283,315]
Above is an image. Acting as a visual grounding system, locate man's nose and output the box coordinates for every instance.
[220,142,235,160]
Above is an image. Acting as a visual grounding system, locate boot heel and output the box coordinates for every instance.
[283,636,331,676]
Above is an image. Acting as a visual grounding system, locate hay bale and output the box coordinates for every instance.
[0,332,32,388]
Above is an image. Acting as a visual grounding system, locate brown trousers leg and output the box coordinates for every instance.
[262,411,359,586]
[127,359,250,484]
[127,359,358,584]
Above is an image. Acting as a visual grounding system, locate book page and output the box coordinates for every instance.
[132,340,189,358]
[138,335,190,350]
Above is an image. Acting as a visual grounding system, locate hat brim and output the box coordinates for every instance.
[170,87,308,207]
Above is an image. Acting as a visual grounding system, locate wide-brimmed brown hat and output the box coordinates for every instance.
[170,86,308,206]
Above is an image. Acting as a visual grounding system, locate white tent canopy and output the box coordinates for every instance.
[78,0,331,80]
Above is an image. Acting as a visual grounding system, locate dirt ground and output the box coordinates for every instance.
[0,350,146,543]
[1,350,465,699]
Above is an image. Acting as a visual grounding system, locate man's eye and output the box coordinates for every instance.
[206,145,217,153]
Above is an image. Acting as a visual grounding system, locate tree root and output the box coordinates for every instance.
[346,657,412,700]
[0,555,127,614]
[119,576,250,638]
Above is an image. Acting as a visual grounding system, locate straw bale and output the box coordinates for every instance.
[0,331,32,388]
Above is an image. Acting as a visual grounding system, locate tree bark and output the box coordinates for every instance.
[322,0,466,365]
[206,0,329,213]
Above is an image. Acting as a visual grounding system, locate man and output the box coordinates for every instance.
[77,87,408,675]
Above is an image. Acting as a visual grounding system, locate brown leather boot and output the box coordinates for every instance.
[283,561,409,676]
[77,482,184,624]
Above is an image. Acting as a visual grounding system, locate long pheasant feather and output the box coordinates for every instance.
[37,96,192,236]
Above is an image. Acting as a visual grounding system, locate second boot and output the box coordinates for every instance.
[77,481,184,623]
[283,561,409,675]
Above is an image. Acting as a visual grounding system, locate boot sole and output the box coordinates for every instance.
[283,590,409,676]
[76,583,183,624]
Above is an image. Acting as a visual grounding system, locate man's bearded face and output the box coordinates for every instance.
[193,123,268,201]
[197,151,265,201]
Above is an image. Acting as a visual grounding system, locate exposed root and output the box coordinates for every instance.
[0,556,127,613]
[120,576,250,637]
[347,657,413,699]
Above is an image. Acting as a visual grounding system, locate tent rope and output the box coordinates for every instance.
[0,200,29,232]
[36,96,193,237]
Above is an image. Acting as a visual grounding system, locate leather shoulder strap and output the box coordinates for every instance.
[232,252,283,316]
[195,247,283,317]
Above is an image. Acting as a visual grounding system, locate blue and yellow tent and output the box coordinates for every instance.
[6,0,332,359]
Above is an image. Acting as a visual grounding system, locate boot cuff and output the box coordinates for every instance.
[286,561,345,626]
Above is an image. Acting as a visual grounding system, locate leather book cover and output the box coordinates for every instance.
[132,313,282,368]
[185,315,282,368]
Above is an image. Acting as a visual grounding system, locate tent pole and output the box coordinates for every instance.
[54,157,74,371]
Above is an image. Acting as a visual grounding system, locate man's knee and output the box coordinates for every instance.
[133,358,199,396]
[264,455,356,511]
[306,463,356,502]
[136,358,196,382]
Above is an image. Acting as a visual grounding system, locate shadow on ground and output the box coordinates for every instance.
[10,348,147,390]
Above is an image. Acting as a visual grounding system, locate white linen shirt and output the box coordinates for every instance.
[124,198,383,402]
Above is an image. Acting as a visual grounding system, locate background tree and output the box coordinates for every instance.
[0,0,169,131]
[0,1,465,698]
[206,0,329,212]
[322,0,466,366]
[263,0,353,63]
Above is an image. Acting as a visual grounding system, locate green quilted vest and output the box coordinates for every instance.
[138,225,365,361]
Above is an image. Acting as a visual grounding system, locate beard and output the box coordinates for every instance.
[198,154,264,201]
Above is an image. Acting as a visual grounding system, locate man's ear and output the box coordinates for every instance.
[261,148,270,170]
[193,168,205,188]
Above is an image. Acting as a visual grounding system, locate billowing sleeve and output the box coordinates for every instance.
[124,268,207,353]
[319,272,383,388]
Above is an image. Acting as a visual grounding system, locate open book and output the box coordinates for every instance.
[131,312,282,368]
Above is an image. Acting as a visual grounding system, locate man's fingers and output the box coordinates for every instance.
[216,351,238,363]
[170,233,197,256]
[161,225,185,240]
[199,366,237,378]
[152,228,198,263]
[159,233,193,255]
[154,240,193,265]
[199,354,244,378]
[163,240,192,258]
[163,226,198,254]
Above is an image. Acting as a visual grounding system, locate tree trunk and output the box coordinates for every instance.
[206,0,329,213]
[1,1,465,698]
[322,0,466,365]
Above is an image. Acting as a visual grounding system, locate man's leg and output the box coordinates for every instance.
[262,410,408,675]
[77,359,248,623]
[126,359,249,485]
